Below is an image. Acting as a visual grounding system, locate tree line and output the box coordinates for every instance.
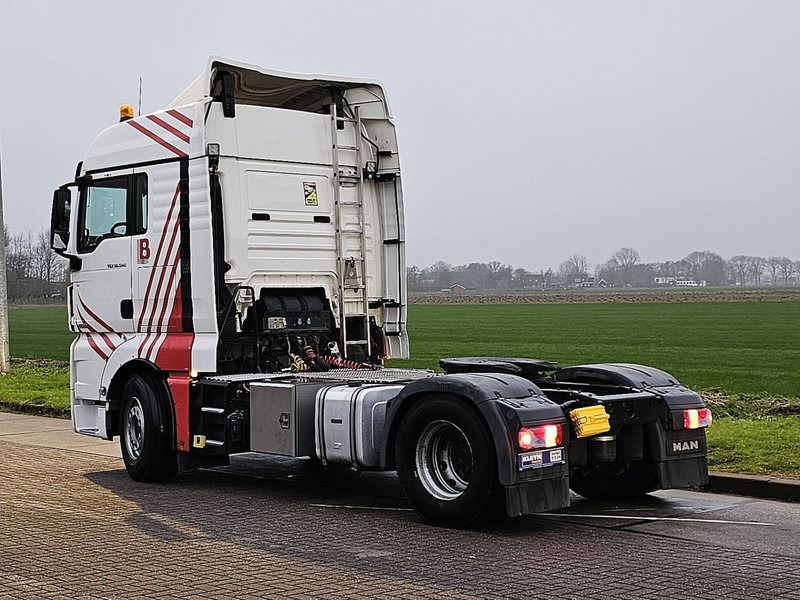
[409,248,800,291]
[5,227,68,303]
[5,224,799,301]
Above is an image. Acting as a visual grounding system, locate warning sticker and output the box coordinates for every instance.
[303,182,318,206]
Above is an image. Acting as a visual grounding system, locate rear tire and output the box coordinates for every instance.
[395,394,504,528]
[119,374,178,483]
[569,460,656,501]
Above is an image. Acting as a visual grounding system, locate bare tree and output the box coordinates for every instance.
[7,230,32,284]
[728,255,750,286]
[428,260,454,288]
[605,247,640,286]
[779,257,796,285]
[681,250,725,285]
[512,268,530,282]
[747,256,766,286]
[34,229,58,286]
[766,256,784,285]
[487,261,503,274]
[611,247,640,269]
[543,268,554,288]
[558,254,589,279]
[407,265,422,290]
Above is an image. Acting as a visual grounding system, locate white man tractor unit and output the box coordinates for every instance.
[50,57,712,527]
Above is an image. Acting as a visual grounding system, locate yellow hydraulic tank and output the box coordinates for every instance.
[569,405,611,438]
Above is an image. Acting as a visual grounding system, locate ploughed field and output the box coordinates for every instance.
[3,301,799,478]
[410,287,800,305]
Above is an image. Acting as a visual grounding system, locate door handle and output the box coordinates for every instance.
[120,299,133,319]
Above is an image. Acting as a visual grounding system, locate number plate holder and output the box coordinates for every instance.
[518,447,565,471]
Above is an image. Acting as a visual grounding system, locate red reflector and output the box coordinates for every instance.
[683,408,712,429]
[519,424,563,450]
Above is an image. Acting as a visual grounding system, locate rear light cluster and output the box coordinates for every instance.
[518,424,562,450]
[683,408,713,429]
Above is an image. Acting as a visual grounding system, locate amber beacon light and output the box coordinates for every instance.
[119,104,134,122]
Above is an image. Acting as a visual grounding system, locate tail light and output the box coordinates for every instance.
[683,408,712,429]
[519,424,562,450]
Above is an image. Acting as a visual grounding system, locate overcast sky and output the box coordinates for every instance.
[1,1,799,272]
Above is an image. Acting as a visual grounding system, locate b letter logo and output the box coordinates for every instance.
[138,239,151,264]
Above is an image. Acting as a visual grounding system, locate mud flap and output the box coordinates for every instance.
[657,457,708,489]
[505,476,571,517]
[646,423,710,489]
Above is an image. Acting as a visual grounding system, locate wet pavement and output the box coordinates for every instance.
[1,413,799,599]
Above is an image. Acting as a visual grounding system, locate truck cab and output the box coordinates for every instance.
[51,57,408,440]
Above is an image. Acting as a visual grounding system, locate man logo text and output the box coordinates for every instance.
[672,440,699,452]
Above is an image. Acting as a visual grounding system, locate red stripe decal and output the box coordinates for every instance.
[139,201,180,359]
[166,109,193,127]
[137,185,180,331]
[138,332,152,359]
[79,300,114,333]
[75,300,116,352]
[167,375,191,451]
[167,281,183,332]
[147,115,190,144]
[86,334,109,361]
[144,250,181,360]
[96,332,116,352]
[128,121,187,157]
[145,216,181,331]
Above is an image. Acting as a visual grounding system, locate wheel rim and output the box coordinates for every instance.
[415,420,474,501]
[124,397,145,460]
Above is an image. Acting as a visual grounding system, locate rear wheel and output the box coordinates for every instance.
[395,395,503,528]
[569,460,656,501]
[119,374,177,482]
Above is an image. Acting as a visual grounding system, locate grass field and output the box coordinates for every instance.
[3,302,799,478]
[9,305,74,361]
[389,302,800,398]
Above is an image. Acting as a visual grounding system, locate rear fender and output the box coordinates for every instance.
[556,362,709,488]
[380,373,565,486]
[555,362,683,390]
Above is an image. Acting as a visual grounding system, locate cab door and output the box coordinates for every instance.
[70,172,147,401]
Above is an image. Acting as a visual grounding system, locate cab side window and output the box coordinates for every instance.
[78,174,147,252]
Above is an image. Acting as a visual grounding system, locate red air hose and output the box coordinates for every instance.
[321,355,368,370]
[303,345,331,371]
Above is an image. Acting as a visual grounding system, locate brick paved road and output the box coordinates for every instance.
[2,437,800,599]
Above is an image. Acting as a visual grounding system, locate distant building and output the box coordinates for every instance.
[595,278,610,288]
[449,283,475,295]
[521,273,545,288]
[654,277,706,287]
[568,273,595,288]
[675,279,706,287]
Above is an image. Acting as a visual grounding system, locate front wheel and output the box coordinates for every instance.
[395,394,503,528]
[119,374,178,482]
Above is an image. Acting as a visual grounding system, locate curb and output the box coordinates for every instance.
[0,403,70,419]
[704,471,800,502]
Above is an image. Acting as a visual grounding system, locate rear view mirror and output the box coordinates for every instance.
[50,188,71,254]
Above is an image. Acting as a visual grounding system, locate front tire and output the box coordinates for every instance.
[395,394,503,528]
[119,374,177,482]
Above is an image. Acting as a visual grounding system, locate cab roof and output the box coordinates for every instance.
[168,55,391,116]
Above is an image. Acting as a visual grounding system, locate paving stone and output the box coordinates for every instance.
[1,439,799,599]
